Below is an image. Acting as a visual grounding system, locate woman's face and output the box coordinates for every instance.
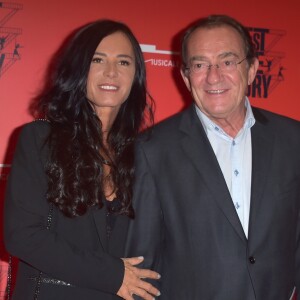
[86,31,136,117]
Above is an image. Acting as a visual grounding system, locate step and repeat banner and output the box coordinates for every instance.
[0,0,299,297]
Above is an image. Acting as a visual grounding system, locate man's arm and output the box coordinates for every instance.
[295,208,300,299]
[125,141,164,295]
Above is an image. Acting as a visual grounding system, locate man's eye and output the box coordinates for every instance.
[194,63,203,69]
[223,60,234,66]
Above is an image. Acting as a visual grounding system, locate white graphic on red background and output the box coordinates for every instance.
[0,164,10,181]
[141,44,180,68]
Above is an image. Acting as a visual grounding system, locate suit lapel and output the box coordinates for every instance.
[37,123,110,251]
[248,108,275,239]
[92,208,108,251]
[108,215,129,257]
[93,209,129,255]
[179,107,247,243]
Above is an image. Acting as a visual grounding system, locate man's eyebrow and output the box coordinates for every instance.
[218,52,239,59]
[189,55,208,62]
[189,52,239,62]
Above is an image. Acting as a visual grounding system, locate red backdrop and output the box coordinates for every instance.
[1,0,299,296]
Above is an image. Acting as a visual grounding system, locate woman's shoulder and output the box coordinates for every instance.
[18,119,51,148]
[21,119,50,135]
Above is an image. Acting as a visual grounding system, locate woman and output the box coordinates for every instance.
[4,20,160,300]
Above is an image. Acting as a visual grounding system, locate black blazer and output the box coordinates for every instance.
[4,121,128,300]
[126,105,300,300]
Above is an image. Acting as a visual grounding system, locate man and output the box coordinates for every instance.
[126,15,300,299]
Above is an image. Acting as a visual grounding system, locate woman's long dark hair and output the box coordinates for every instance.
[38,20,153,218]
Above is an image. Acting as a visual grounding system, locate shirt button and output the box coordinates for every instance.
[249,256,256,264]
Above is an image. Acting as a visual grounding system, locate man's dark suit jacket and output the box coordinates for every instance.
[4,121,128,300]
[126,105,300,300]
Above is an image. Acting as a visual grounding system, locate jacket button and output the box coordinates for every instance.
[249,256,256,264]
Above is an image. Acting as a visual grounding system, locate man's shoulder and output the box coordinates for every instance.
[144,107,193,135]
[253,107,300,146]
[253,106,300,129]
[155,110,185,130]
[138,109,189,145]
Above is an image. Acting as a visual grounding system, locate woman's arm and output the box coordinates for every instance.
[4,122,159,298]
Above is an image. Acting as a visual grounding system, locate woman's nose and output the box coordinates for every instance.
[103,62,118,77]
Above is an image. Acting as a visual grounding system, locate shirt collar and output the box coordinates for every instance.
[195,97,256,136]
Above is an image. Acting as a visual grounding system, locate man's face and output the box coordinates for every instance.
[181,26,258,123]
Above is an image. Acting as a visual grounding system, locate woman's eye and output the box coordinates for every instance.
[119,60,130,66]
[91,57,103,63]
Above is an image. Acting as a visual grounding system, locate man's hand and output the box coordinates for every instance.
[117,256,161,300]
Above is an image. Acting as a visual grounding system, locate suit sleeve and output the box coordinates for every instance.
[296,209,300,296]
[292,129,300,298]
[125,141,164,295]
[4,123,124,294]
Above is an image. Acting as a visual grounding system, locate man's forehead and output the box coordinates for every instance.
[186,26,244,56]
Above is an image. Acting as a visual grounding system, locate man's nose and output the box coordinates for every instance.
[206,64,222,83]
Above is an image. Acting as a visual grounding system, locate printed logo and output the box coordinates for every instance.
[142,26,286,99]
[248,27,286,98]
[0,2,23,78]
[141,44,180,68]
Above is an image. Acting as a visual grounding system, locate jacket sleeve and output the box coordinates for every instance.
[4,122,124,294]
[296,210,300,297]
[125,140,164,295]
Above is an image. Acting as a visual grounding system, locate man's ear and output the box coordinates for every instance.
[180,68,192,92]
[248,57,259,85]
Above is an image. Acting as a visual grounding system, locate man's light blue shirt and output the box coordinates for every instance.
[195,97,256,238]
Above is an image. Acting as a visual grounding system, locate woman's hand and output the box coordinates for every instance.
[117,256,161,300]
